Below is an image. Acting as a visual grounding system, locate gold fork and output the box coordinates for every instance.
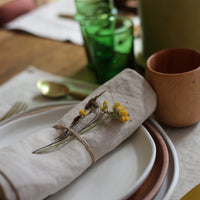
[0,102,28,122]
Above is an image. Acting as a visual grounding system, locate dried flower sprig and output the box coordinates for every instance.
[33,91,129,154]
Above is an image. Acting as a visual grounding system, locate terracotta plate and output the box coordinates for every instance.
[128,121,169,200]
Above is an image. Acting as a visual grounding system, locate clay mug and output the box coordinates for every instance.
[145,48,200,127]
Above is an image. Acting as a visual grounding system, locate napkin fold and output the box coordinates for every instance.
[0,69,157,200]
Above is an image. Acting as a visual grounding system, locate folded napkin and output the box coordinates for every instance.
[5,0,83,45]
[0,69,157,200]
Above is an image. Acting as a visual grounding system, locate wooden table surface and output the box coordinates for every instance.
[0,28,89,85]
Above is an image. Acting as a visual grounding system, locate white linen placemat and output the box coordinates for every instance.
[165,123,200,200]
[0,66,199,200]
[5,0,83,45]
[0,66,97,118]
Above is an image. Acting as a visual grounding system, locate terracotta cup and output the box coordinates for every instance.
[145,48,200,127]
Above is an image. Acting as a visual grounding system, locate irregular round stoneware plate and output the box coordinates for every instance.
[130,121,169,200]
[150,118,179,200]
[0,104,156,200]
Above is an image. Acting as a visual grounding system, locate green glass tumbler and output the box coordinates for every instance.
[85,16,134,84]
[74,0,117,70]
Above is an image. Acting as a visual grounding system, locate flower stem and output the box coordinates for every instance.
[32,135,73,154]
[33,115,113,154]
[79,115,112,136]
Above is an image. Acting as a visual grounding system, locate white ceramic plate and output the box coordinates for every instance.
[0,105,156,200]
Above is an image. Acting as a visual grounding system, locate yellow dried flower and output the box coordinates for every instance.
[112,102,121,111]
[125,115,129,121]
[100,105,105,112]
[121,106,125,110]
[100,100,109,112]
[115,106,122,113]
[103,100,108,109]
[119,109,128,117]
[120,116,125,122]
[79,109,87,117]
[111,102,129,122]
[120,115,129,122]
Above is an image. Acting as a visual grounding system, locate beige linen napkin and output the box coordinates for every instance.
[0,69,157,200]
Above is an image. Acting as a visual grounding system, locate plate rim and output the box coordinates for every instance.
[128,121,169,200]
[149,118,179,200]
[0,101,80,127]
[121,125,156,200]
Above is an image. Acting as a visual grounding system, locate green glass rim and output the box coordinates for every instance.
[86,16,133,37]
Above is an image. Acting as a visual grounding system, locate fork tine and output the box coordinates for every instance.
[0,102,28,122]
[1,102,20,120]
[12,102,28,116]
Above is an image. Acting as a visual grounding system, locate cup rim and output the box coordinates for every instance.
[86,16,133,37]
[146,48,200,76]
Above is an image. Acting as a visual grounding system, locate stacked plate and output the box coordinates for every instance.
[0,103,179,200]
